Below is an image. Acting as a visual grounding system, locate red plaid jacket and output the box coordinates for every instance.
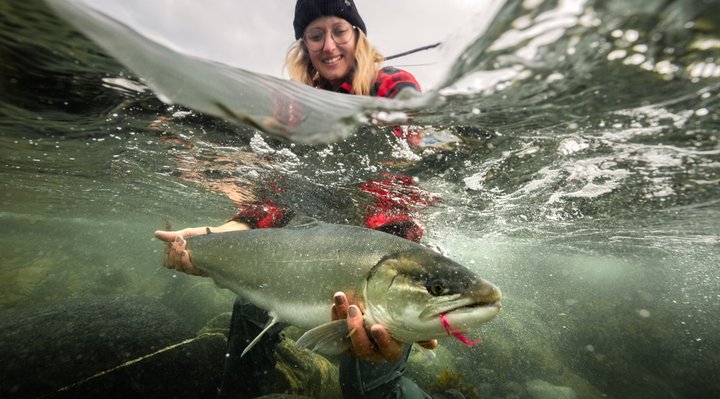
[336,66,421,98]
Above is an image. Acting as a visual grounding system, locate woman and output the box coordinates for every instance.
[156,1,438,398]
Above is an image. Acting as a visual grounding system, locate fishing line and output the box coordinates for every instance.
[46,334,222,396]
[384,42,442,61]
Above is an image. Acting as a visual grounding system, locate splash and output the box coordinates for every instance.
[440,313,482,346]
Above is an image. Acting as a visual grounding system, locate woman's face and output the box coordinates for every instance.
[303,16,357,88]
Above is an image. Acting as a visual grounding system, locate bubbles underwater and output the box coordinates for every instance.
[1,0,719,398]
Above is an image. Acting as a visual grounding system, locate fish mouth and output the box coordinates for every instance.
[419,296,502,321]
[442,297,502,315]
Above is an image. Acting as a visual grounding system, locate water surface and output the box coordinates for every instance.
[1,0,719,398]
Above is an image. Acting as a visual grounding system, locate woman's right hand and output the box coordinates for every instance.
[331,291,437,363]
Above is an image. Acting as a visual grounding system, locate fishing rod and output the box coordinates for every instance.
[384,42,442,61]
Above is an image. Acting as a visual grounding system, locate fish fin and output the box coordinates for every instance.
[240,316,279,357]
[294,320,350,356]
[412,343,437,361]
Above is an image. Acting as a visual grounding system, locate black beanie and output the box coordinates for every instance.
[293,0,367,40]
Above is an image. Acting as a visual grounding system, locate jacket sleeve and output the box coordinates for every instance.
[373,67,421,99]
[229,199,293,229]
[359,173,438,243]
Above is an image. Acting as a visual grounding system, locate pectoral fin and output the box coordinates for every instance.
[241,316,279,357]
[294,320,350,356]
[412,342,437,361]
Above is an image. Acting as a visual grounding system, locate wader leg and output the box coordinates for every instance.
[339,343,432,399]
[218,298,286,398]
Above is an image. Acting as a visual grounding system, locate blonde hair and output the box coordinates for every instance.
[284,29,384,96]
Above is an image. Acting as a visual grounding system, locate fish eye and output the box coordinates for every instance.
[427,279,447,296]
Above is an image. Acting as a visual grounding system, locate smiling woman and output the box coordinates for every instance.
[153,1,442,398]
[81,0,496,88]
[293,18,364,90]
[286,0,380,93]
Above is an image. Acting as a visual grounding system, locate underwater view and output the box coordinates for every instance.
[1,0,719,398]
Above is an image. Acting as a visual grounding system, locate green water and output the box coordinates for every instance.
[1,0,719,398]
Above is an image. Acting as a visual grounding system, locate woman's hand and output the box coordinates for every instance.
[153,221,249,276]
[153,228,204,276]
[331,291,438,362]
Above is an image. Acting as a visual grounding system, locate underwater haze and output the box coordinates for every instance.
[1,0,719,398]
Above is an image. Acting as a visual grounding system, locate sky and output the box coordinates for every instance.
[84,0,504,90]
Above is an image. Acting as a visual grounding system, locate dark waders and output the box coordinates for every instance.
[217,298,431,398]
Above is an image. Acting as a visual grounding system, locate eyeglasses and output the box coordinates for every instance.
[302,23,357,51]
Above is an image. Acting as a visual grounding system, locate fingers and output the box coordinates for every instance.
[371,325,404,362]
[158,235,205,276]
[165,236,187,269]
[347,305,380,361]
[156,227,207,274]
[179,249,196,274]
[417,339,438,350]
[154,230,179,242]
[331,292,349,321]
[330,292,410,362]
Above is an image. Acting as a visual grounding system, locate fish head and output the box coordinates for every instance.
[364,248,502,342]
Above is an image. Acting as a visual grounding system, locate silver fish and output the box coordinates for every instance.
[183,220,502,355]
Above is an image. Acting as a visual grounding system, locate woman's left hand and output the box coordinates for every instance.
[154,228,206,276]
[154,221,250,276]
[331,291,438,362]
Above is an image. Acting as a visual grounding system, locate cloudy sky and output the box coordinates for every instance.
[85,0,503,89]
